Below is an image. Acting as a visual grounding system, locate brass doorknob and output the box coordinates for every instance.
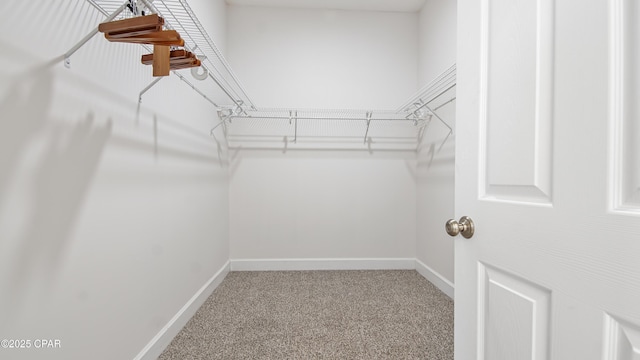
[445,216,475,238]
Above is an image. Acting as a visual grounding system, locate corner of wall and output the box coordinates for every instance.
[134,261,231,360]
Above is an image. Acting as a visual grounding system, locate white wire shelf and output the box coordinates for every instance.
[223,105,450,151]
[62,1,456,150]
[223,67,457,151]
[79,0,255,110]
[396,63,456,114]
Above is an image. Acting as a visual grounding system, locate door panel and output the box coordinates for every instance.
[456,0,640,359]
[479,263,551,360]
[612,0,640,210]
[604,315,640,360]
[481,0,554,203]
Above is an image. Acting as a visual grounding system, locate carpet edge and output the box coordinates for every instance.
[133,260,231,360]
[229,258,416,271]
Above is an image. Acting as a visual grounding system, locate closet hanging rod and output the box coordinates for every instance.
[227,115,416,122]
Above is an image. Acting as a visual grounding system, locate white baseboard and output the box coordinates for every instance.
[230,258,416,271]
[134,261,230,360]
[414,259,454,299]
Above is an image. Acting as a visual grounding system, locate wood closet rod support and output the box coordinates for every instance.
[105,30,184,46]
[98,13,164,34]
[152,45,170,77]
[141,49,195,65]
[63,2,128,68]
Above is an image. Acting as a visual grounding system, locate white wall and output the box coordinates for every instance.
[226,5,419,109]
[190,0,227,54]
[416,0,457,284]
[418,0,458,85]
[0,1,229,359]
[229,150,416,261]
[226,5,419,264]
[416,102,456,284]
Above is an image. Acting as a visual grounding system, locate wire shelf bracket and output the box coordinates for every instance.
[363,111,372,144]
[62,3,127,69]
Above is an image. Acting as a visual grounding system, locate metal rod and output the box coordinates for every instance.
[436,129,452,154]
[137,0,156,15]
[404,83,457,120]
[139,77,163,102]
[214,135,223,164]
[175,72,219,107]
[221,118,230,147]
[211,110,230,134]
[423,104,453,134]
[415,118,432,152]
[396,63,456,112]
[363,111,372,144]
[207,71,243,110]
[433,96,456,111]
[210,119,227,132]
[176,0,256,109]
[64,2,127,63]
[227,134,416,141]
[228,115,413,122]
[294,111,298,143]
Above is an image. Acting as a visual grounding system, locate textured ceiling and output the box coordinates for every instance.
[225,0,427,13]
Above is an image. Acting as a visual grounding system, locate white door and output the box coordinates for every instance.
[455,0,640,359]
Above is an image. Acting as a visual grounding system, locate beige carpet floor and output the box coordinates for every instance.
[159,270,454,359]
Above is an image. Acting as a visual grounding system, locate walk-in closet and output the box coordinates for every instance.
[4,0,637,359]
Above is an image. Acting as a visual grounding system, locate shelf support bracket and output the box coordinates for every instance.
[212,109,232,145]
[416,119,430,152]
[412,100,425,125]
[423,104,453,135]
[289,110,298,143]
[233,101,245,118]
[63,2,128,68]
[363,111,372,144]
[207,72,247,115]
[209,112,230,158]
[139,77,163,103]
[174,71,220,108]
